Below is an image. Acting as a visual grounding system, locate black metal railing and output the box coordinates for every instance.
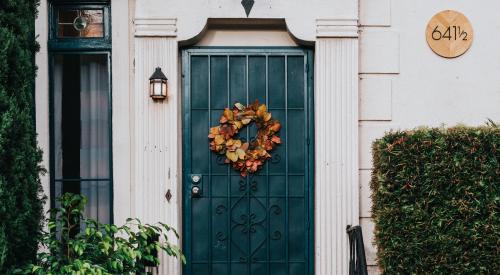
[346,225,368,275]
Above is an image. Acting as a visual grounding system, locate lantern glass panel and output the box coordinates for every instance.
[149,82,154,97]
[154,81,162,96]
[162,80,167,97]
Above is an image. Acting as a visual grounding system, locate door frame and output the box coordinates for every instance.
[181,47,315,275]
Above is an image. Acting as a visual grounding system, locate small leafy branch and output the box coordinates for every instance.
[15,193,185,274]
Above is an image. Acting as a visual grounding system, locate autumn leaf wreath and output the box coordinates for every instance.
[208,101,282,177]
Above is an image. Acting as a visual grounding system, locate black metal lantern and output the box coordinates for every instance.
[149,67,168,100]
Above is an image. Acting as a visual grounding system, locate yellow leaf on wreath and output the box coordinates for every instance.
[241,118,251,125]
[234,139,242,148]
[226,139,234,146]
[236,148,246,159]
[215,135,225,145]
[233,120,243,129]
[263,113,272,122]
[223,108,233,120]
[226,151,238,162]
[256,104,267,117]
[210,127,220,135]
[234,102,245,111]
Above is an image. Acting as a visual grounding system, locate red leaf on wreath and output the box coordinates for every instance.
[270,123,281,132]
[271,135,281,144]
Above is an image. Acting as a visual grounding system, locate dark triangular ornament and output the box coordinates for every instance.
[241,0,255,17]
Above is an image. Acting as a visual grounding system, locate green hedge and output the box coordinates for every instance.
[371,125,499,274]
[0,0,44,273]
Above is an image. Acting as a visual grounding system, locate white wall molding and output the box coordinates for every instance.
[315,37,359,274]
[316,18,359,38]
[133,37,181,274]
[134,18,177,37]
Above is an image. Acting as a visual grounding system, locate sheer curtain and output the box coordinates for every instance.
[79,55,111,224]
[53,56,63,200]
[53,54,111,224]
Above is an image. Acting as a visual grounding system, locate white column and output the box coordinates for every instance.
[111,0,132,227]
[314,18,360,275]
[133,18,181,275]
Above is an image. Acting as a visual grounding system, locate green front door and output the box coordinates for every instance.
[182,48,314,275]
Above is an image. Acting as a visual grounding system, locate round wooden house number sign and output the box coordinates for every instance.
[426,10,473,58]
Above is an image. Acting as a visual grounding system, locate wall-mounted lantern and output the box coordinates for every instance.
[149,67,168,101]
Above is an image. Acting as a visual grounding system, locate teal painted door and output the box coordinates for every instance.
[182,48,314,275]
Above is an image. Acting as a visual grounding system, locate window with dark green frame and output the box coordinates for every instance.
[49,0,113,224]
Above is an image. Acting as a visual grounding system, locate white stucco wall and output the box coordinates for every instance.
[34,0,500,274]
[359,0,500,273]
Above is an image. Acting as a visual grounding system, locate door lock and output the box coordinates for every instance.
[191,186,201,197]
[191,175,201,183]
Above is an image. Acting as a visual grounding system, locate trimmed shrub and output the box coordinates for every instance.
[371,125,499,274]
[0,0,45,273]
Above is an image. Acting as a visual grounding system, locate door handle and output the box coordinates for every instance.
[191,186,201,197]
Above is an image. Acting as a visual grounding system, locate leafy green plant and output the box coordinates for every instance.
[371,125,499,274]
[16,193,185,274]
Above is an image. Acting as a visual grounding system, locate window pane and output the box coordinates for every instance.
[58,9,104,38]
[53,54,111,223]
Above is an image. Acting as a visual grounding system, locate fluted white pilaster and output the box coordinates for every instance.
[315,20,359,275]
[133,20,181,274]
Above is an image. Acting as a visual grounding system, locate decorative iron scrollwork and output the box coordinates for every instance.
[270,230,282,240]
[239,180,247,191]
[270,153,281,164]
[250,180,258,192]
[215,204,227,215]
[214,231,227,249]
[270,204,282,215]
[216,231,227,241]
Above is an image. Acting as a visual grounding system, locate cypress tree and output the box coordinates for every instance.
[0,0,45,272]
